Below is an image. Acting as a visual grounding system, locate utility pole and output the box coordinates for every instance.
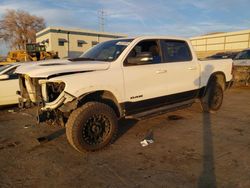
[67,31,70,58]
[98,9,105,32]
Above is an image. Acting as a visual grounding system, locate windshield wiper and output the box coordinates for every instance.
[68,57,97,61]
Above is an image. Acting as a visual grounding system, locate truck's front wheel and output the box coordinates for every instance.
[201,82,224,113]
[66,102,118,153]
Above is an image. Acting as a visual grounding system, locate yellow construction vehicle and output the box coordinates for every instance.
[0,43,58,64]
[25,43,58,61]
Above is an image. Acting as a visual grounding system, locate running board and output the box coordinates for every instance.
[126,100,195,120]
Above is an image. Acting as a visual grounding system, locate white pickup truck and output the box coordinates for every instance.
[16,36,233,153]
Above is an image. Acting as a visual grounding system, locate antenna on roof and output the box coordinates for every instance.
[98,9,106,32]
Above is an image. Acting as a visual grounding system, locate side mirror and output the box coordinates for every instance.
[0,74,9,80]
[127,52,153,65]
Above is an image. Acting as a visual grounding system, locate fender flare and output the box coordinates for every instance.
[202,71,226,97]
[77,90,123,117]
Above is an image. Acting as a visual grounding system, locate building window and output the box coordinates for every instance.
[92,41,99,46]
[78,42,83,47]
[58,41,64,46]
[58,38,67,46]
[77,40,86,47]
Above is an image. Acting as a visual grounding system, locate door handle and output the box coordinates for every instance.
[156,70,167,74]
[188,67,197,70]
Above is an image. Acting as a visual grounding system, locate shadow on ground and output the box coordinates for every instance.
[35,118,139,145]
[198,113,217,188]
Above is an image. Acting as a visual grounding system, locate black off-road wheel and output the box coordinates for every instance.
[201,82,224,113]
[66,102,118,153]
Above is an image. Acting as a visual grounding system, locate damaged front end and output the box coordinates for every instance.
[18,74,76,126]
[18,75,42,108]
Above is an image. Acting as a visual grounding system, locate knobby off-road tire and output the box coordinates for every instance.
[201,81,224,113]
[66,102,118,153]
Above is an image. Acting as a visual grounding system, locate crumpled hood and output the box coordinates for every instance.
[15,59,111,78]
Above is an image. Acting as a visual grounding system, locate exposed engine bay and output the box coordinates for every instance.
[17,75,75,126]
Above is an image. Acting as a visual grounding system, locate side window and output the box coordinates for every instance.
[237,50,250,59]
[247,50,250,59]
[162,40,192,62]
[5,67,16,75]
[125,40,162,66]
[4,66,18,79]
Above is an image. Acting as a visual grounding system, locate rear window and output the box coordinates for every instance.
[235,50,250,60]
[161,40,192,62]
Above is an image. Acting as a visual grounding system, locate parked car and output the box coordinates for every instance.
[0,63,20,106]
[233,49,250,66]
[233,49,250,85]
[206,51,239,60]
[15,36,233,153]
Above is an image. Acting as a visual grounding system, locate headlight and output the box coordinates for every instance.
[40,81,65,102]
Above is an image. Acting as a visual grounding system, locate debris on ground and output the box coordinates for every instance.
[167,115,184,121]
[140,139,154,147]
[7,109,15,113]
[140,130,154,147]
[20,112,33,117]
[24,124,34,129]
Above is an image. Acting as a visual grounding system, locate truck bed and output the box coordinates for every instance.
[198,59,233,88]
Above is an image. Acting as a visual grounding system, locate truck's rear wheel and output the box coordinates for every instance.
[201,82,224,113]
[66,102,117,153]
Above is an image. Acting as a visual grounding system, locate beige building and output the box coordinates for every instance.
[36,26,127,58]
[190,29,250,58]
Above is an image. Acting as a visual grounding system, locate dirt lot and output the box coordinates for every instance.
[0,87,250,188]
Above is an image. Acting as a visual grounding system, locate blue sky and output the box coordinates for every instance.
[0,0,250,54]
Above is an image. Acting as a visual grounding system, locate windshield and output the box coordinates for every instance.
[72,39,133,62]
[0,64,12,73]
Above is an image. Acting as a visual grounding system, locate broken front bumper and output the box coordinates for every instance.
[40,91,75,111]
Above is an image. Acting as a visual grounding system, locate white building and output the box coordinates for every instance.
[190,29,250,58]
[36,26,127,58]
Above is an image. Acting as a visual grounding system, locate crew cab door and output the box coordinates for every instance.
[122,39,168,114]
[160,40,200,97]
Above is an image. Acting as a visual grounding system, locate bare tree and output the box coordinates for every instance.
[0,9,46,50]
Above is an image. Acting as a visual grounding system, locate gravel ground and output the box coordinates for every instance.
[0,87,250,188]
